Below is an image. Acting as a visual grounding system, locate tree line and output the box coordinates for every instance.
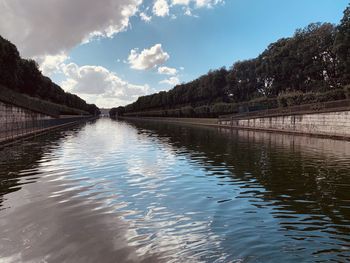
[111,4,350,118]
[0,36,100,115]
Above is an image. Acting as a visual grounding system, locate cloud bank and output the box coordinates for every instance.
[61,63,151,108]
[0,0,142,57]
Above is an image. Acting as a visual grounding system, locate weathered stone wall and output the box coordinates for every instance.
[0,101,52,127]
[218,110,350,138]
[0,100,96,144]
[0,100,53,141]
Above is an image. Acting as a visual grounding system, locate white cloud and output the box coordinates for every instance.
[171,0,190,5]
[140,12,152,22]
[128,44,169,70]
[158,66,177,75]
[181,7,198,17]
[160,76,180,86]
[37,53,69,76]
[184,7,193,16]
[195,0,223,8]
[153,0,170,17]
[61,63,151,107]
[0,0,142,57]
[171,0,222,8]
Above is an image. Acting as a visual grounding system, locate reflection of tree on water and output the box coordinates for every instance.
[0,122,89,209]
[124,119,350,246]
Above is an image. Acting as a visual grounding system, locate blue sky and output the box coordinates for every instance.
[1,0,348,108]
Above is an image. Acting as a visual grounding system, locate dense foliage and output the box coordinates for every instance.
[115,5,350,118]
[0,85,90,117]
[0,36,100,115]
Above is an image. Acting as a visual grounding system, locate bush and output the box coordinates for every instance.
[277,89,346,107]
[343,85,350,99]
[317,89,346,102]
[209,103,238,116]
[181,106,194,117]
[278,91,308,107]
[247,97,278,110]
[194,105,210,117]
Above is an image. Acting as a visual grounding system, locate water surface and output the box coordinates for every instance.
[1,118,350,262]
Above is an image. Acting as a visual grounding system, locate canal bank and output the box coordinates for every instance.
[122,115,350,141]
[218,100,350,141]
[121,99,350,141]
[0,102,98,147]
[0,116,99,147]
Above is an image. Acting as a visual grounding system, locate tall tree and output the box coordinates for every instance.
[334,4,350,84]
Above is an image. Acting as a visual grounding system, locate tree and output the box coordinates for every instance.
[334,4,350,84]
[0,35,100,115]
[0,36,21,90]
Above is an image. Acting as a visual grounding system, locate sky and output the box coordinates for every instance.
[0,0,348,108]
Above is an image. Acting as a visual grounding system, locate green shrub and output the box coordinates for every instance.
[181,106,194,117]
[246,97,278,111]
[277,89,346,107]
[343,85,350,99]
[209,103,238,116]
[194,105,210,117]
[316,89,346,102]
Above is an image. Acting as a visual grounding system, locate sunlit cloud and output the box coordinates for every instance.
[128,44,170,70]
[0,0,142,57]
[61,63,151,107]
[153,0,170,17]
[159,76,180,85]
[158,66,178,75]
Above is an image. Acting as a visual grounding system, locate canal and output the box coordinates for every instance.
[1,118,350,262]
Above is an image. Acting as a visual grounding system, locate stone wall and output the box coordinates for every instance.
[0,100,96,144]
[218,110,350,139]
[0,101,52,129]
[0,100,53,142]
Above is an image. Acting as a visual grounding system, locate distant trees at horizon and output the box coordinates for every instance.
[0,36,100,115]
[114,4,350,118]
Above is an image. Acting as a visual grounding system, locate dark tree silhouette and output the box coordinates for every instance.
[0,35,100,115]
[334,4,350,84]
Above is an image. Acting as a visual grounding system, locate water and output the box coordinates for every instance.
[1,118,350,262]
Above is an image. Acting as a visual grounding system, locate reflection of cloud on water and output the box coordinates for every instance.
[21,119,231,262]
[116,124,231,262]
[124,206,226,263]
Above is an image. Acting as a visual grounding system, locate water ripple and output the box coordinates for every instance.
[1,119,350,262]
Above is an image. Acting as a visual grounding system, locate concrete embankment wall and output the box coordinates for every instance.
[122,108,350,140]
[0,100,53,123]
[0,100,94,145]
[1,100,52,139]
[218,110,350,140]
